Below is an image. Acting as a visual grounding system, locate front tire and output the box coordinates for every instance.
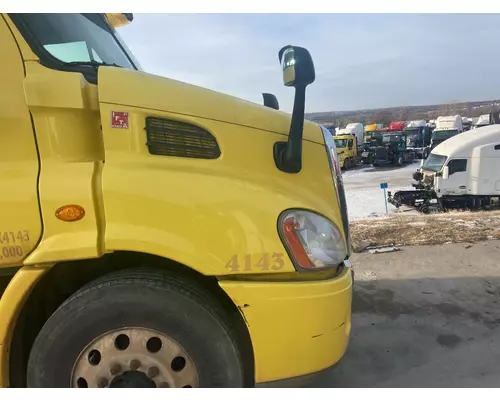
[27,269,244,388]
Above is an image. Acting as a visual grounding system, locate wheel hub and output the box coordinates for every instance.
[110,371,156,388]
[71,327,198,388]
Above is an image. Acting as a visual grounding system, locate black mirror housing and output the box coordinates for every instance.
[273,45,315,174]
[278,45,315,88]
[262,93,279,110]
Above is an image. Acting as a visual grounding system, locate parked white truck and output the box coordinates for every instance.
[336,123,364,147]
[429,115,463,151]
[388,124,500,212]
[472,114,490,129]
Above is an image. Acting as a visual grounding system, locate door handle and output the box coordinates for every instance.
[459,186,466,189]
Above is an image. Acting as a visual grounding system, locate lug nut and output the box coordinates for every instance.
[97,377,109,388]
[148,367,159,378]
[110,363,122,375]
[130,359,141,371]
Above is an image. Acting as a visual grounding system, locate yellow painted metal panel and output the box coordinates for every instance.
[220,268,353,383]
[0,17,42,267]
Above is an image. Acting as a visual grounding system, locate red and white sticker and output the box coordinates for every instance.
[111,111,129,129]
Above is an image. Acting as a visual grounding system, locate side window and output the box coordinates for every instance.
[448,159,467,175]
[348,139,353,148]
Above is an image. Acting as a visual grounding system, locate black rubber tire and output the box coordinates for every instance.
[396,156,403,167]
[419,205,430,214]
[343,158,349,170]
[26,269,244,388]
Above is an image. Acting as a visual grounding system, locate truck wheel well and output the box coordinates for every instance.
[9,252,255,388]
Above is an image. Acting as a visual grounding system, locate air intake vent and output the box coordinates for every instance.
[145,117,221,159]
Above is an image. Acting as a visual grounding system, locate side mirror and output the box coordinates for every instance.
[262,93,279,110]
[442,166,449,180]
[273,45,316,173]
[279,46,315,87]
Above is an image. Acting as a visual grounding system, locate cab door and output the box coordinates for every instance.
[442,159,468,195]
[0,16,42,266]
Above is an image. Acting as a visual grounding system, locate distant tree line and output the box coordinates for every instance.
[308,100,500,127]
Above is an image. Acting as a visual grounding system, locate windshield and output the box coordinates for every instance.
[334,139,348,148]
[13,14,137,70]
[382,134,401,143]
[405,132,420,140]
[422,153,447,172]
[404,128,422,137]
[432,130,458,140]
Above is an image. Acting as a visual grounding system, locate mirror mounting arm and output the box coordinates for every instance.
[274,84,306,173]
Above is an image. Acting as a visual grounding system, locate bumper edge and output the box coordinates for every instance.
[219,266,352,384]
[255,357,344,388]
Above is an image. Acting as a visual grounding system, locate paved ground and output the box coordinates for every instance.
[309,241,500,387]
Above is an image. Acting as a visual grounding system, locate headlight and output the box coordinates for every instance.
[278,209,346,270]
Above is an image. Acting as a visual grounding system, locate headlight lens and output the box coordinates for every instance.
[278,209,346,270]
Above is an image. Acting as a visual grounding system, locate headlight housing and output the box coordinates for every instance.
[278,209,346,270]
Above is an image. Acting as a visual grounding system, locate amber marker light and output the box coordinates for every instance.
[55,205,86,222]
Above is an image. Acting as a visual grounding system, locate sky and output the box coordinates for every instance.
[118,14,500,113]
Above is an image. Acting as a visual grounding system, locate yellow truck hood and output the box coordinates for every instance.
[97,67,323,145]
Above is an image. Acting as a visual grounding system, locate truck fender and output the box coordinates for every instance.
[0,266,51,387]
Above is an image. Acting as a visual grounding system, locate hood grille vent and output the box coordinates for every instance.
[145,117,221,159]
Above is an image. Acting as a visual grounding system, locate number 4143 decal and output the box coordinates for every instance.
[225,253,285,272]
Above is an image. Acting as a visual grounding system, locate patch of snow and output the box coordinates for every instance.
[408,221,427,227]
[454,221,477,228]
[343,162,421,220]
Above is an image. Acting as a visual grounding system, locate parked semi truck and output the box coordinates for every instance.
[0,13,353,388]
[336,123,364,147]
[388,124,500,213]
[429,115,463,151]
[404,120,432,159]
[388,121,407,131]
[361,128,384,165]
[472,114,490,130]
[371,131,416,167]
[462,117,472,131]
[362,121,412,167]
[334,134,360,169]
[364,124,378,140]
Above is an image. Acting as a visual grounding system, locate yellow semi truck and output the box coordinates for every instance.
[364,124,379,143]
[0,13,353,388]
[334,135,360,169]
